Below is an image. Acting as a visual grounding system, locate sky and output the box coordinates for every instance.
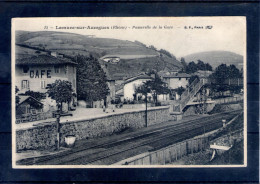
[13,17,246,58]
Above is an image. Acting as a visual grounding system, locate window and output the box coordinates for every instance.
[54,66,60,73]
[21,80,29,89]
[41,80,46,89]
[23,66,29,73]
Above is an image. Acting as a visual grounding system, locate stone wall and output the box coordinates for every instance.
[16,106,170,151]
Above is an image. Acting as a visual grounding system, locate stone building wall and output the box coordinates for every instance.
[16,106,170,151]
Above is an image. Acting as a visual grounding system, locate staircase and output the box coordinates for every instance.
[173,78,205,112]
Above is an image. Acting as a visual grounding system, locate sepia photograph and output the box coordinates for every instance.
[12,17,246,168]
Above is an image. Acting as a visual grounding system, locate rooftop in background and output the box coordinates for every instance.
[194,70,213,78]
[18,95,43,106]
[158,71,191,78]
[16,54,77,66]
[100,54,158,60]
[124,73,153,84]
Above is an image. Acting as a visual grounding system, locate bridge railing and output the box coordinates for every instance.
[179,79,204,111]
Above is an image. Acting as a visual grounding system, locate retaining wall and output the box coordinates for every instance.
[16,106,170,151]
[123,114,243,165]
[125,137,209,165]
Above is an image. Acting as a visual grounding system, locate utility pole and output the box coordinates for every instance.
[56,113,61,150]
[55,112,73,150]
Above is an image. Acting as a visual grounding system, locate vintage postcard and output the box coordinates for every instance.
[12,17,246,168]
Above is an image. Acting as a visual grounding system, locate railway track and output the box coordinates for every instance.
[17,110,242,165]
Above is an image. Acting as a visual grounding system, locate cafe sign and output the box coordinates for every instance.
[30,70,51,78]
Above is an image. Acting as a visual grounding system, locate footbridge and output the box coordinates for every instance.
[162,78,243,115]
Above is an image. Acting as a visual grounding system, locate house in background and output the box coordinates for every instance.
[16,95,45,123]
[15,53,77,112]
[158,71,191,89]
[194,70,213,83]
[158,70,191,100]
[123,73,153,100]
[101,56,120,64]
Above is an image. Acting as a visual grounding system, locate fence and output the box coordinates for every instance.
[124,136,209,165]
[16,111,53,124]
[214,96,243,104]
[124,114,243,165]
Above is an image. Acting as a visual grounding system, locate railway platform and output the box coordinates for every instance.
[16,114,208,161]
[16,110,242,165]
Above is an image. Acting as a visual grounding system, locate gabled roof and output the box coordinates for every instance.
[18,95,43,107]
[16,55,77,65]
[124,74,153,85]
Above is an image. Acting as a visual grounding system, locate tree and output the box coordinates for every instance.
[188,75,200,85]
[197,60,205,70]
[210,64,229,85]
[23,90,46,101]
[209,64,242,97]
[185,60,213,73]
[74,55,109,107]
[135,74,170,105]
[159,49,173,58]
[196,60,213,71]
[186,61,197,74]
[228,64,242,78]
[205,63,213,71]
[149,45,157,51]
[46,80,73,112]
[176,86,185,96]
[180,57,187,72]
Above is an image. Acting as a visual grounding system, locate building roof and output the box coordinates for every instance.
[16,54,77,66]
[18,95,43,107]
[100,55,120,60]
[124,74,153,85]
[194,70,213,78]
[158,71,191,78]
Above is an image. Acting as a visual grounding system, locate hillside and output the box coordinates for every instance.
[101,56,182,80]
[16,31,158,58]
[15,30,183,79]
[183,51,244,69]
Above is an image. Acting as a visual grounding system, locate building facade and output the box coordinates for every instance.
[123,74,153,100]
[16,54,77,112]
[158,71,191,89]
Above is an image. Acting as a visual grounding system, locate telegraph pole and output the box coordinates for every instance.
[56,113,61,150]
[55,111,73,150]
